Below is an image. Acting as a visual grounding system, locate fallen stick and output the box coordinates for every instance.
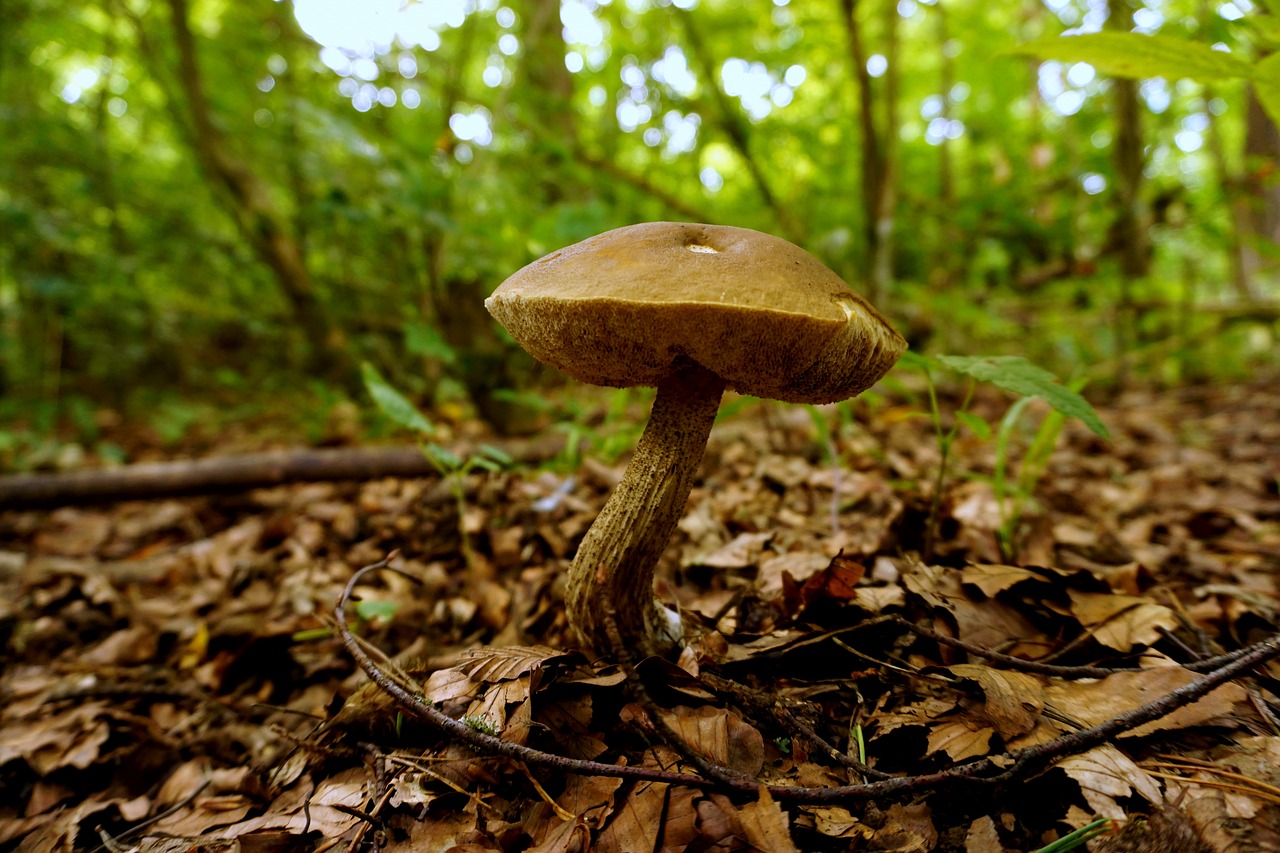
[0,437,565,510]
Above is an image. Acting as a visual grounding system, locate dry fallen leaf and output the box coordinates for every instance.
[651,705,765,777]
[738,787,800,853]
[926,720,996,761]
[1045,667,1246,737]
[1058,745,1163,820]
[1166,735,1280,852]
[946,664,1045,739]
[1068,590,1179,651]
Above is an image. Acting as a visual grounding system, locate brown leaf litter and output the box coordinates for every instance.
[2,380,1279,851]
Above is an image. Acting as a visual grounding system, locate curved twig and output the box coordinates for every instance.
[336,559,1280,804]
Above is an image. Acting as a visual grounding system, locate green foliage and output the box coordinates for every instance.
[361,363,512,572]
[361,362,435,436]
[1255,54,1280,130]
[930,355,1110,440]
[354,599,400,624]
[1014,33,1252,81]
[1030,818,1112,853]
[1014,31,1280,127]
[548,387,650,472]
[2,0,1275,433]
[403,323,458,367]
[902,352,1108,561]
[991,396,1068,556]
[460,714,500,736]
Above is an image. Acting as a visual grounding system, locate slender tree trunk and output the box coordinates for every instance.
[872,0,900,300]
[842,0,881,273]
[1106,0,1147,385]
[1242,80,1280,281]
[272,5,312,259]
[1109,76,1147,274]
[840,0,898,302]
[936,5,954,209]
[164,0,347,379]
[1204,83,1257,301]
[679,8,801,241]
[523,0,577,193]
[427,0,577,435]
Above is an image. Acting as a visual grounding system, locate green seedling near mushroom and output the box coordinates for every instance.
[486,222,907,658]
[901,352,1110,561]
[361,362,513,574]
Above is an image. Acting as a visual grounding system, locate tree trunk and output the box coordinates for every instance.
[1242,79,1280,282]
[1108,72,1147,274]
[842,0,881,276]
[428,0,579,435]
[679,8,801,241]
[1205,83,1258,301]
[522,0,578,195]
[164,0,347,380]
[872,0,900,300]
[1107,0,1148,384]
[936,4,954,209]
[840,0,899,302]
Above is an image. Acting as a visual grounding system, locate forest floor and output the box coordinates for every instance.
[2,379,1279,853]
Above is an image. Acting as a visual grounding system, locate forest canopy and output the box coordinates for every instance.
[1,0,1277,453]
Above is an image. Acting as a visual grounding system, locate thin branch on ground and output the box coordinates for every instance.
[337,558,1280,804]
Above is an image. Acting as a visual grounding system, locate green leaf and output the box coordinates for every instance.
[479,444,515,466]
[403,322,458,364]
[955,410,993,441]
[1031,818,1111,853]
[425,443,461,472]
[1253,54,1280,130]
[361,362,434,436]
[1244,13,1280,51]
[355,599,400,622]
[1013,33,1253,81]
[934,356,1111,440]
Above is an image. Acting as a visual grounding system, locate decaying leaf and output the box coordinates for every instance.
[738,787,800,853]
[3,376,1278,852]
[594,780,668,853]
[1045,667,1246,737]
[1059,745,1163,819]
[1068,590,1179,651]
[946,664,1045,739]
[1164,735,1280,851]
[648,705,765,776]
[926,720,996,761]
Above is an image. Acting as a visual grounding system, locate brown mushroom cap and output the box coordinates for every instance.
[485,221,907,405]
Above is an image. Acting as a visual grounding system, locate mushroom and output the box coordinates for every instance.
[485,222,906,658]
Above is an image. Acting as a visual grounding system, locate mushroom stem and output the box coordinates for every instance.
[565,361,727,658]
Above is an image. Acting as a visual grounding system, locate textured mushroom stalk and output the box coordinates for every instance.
[565,361,727,658]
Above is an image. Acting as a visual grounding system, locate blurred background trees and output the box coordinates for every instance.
[1,0,1277,451]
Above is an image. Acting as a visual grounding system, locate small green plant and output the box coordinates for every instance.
[461,714,500,735]
[422,441,514,570]
[361,362,513,572]
[901,353,1110,561]
[990,393,1074,557]
[291,595,402,644]
[1031,817,1112,853]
